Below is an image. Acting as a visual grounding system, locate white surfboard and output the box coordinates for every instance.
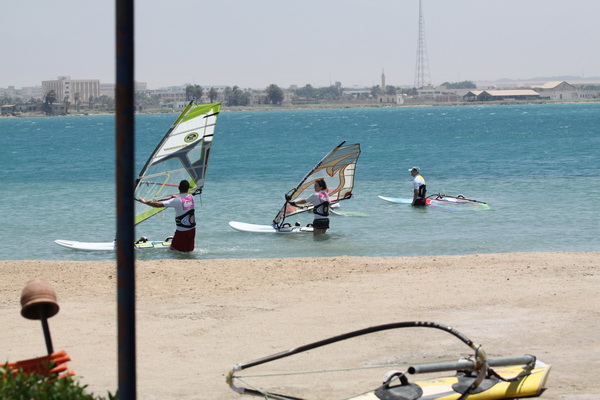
[378,195,489,210]
[54,238,172,251]
[378,195,413,204]
[228,221,313,234]
[54,240,116,251]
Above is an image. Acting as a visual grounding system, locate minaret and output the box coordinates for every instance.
[381,69,386,93]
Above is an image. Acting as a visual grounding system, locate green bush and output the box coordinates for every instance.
[0,365,117,400]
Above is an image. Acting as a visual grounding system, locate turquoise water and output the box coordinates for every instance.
[1,103,598,261]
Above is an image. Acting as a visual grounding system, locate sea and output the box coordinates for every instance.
[1,103,598,261]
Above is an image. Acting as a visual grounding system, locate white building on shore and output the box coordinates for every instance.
[42,76,100,102]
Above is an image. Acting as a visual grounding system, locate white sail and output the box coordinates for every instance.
[134,101,220,225]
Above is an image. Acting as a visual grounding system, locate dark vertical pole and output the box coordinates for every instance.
[40,316,54,355]
[36,305,55,356]
[116,0,136,399]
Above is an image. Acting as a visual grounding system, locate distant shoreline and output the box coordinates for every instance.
[2,99,599,118]
[217,99,600,112]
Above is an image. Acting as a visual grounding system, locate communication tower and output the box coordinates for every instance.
[414,0,431,88]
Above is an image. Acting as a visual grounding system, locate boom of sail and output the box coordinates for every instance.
[273,141,360,227]
[134,101,220,225]
[226,321,550,400]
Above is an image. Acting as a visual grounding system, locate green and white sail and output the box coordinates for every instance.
[273,141,361,227]
[134,101,221,225]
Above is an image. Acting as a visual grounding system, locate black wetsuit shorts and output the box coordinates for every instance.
[313,218,330,230]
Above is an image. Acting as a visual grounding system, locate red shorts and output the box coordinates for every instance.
[170,229,195,252]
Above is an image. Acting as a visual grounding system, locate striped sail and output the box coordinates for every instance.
[273,141,361,226]
[134,101,220,225]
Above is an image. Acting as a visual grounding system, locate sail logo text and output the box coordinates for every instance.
[184,132,199,143]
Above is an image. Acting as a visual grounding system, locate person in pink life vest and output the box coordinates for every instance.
[290,178,330,236]
[139,180,196,252]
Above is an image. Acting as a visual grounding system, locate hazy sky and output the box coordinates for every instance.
[3,0,600,90]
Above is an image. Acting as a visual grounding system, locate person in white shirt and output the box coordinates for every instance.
[409,167,427,206]
[139,180,196,252]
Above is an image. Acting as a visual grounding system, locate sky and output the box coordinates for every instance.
[2,0,600,90]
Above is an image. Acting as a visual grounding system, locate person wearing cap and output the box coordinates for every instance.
[408,167,427,206]
[139,179,197,252]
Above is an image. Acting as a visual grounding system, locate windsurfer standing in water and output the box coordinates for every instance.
[409,167,427,206]
[139,179,196,252]
[290,178,330,236]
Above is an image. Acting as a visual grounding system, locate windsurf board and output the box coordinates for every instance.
[228,221,313,234]
[378,195,413,204]
[348,360,550,400]
[54,238,172,251]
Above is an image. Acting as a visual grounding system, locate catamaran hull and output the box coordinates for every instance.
[54,239,172,251]
[228,221,313,233]
[348,361,551,400]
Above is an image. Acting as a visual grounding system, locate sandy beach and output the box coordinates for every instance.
[1,252,598,399]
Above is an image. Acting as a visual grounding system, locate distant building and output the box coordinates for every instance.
[533,81,577,100]
[434,94,459,103]
[377,70,404,105]
[378,93,404,104]
[145,86,187,103]
[577,88,600,99]
[448,88,477,98]
[42,76,100,102]
[343,88,371,98]
[1,85,43,101]
[99,83,115,98]
[0,86,18,98]
[159,100,189,110]
[1,102,61,116]
[463,89,541,102]
[100,81,148,98]
[416,86,443,100]
[463,91,484,101]
[21,86,44,100]
[0,105,15,116]
[16,103,44,113]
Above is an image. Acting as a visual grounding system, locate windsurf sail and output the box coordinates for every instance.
[134,101,220,225]
[273,141,360,228]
